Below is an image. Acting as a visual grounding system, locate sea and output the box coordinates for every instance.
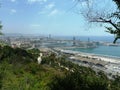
[68,46,120,58]
[56,36,120,58]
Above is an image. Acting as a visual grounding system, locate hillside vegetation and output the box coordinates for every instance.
[0,46,120,90]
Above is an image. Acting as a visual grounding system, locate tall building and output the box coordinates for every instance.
[73,36,76,46]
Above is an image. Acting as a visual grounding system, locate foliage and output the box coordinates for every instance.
[0,46,35,64]
[113,0,120,9]
[0,46,120,89]
[0,22,2,30]
[27,48,40,57]
[50,71,109,90]
[0,19,2,35]
[77,0,120,43]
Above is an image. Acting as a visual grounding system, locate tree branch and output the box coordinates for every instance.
[90,17,120,31]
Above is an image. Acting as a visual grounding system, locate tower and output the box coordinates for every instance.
[88,37,90,42]
[49,34,51,39]
[73,36,76,46]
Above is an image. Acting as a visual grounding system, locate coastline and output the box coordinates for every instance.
[54,47,120,76]
[54,47,120,64]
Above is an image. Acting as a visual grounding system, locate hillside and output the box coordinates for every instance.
[0,46,120,90]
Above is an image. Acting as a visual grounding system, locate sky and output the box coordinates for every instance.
[0,0,117,36]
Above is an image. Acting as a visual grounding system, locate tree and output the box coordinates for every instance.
[77,0,120,43]
[0,22,2,35]
[0,3,2,34]
[114,0,120,9]
[0,22,2,30]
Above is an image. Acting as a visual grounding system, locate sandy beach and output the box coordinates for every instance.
[55,48,120,64]
[54,48,120,76]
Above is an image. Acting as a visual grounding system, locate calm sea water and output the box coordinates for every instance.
[69,46,120,57]
[58,36,120,57]
[56,36,116,42]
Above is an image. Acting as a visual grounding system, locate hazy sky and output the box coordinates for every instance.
[0,0,116,36]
